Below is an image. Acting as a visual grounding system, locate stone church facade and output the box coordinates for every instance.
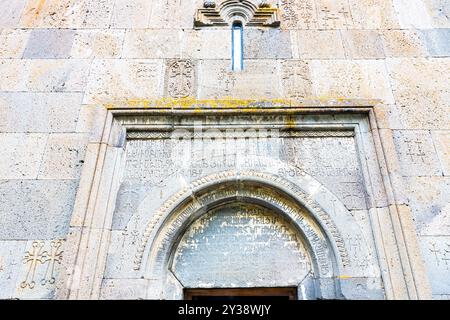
[0,0,449,300]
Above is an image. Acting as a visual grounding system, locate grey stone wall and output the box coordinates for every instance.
[0,0,448,299]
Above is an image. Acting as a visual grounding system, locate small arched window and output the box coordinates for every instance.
[231,21,243,71]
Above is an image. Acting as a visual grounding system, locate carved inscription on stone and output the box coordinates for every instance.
[281,0,355,29]
[280,0,317,29]
[121,213,142,247]
[122,134,366,210]
[217,68,236,93]
[393,131,442,176]
[124,140,177,185]
[117,128,369,275]
[124,137,281,185]
[345,234,369,269]
[316,0,354,29]
[281,60,312,99]
[281,137,367,209]
[166,59,196,98]
[20,240,63,289]
[404,137,427,163]
[421,237,450,293]
[172,203,312,287]
[199,60,280,98]
[429,241,450,270]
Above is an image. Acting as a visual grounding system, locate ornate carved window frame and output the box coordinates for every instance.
[56,100,432,300]
[194,0,280,28]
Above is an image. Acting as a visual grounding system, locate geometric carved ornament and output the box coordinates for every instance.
[195,0,280,27]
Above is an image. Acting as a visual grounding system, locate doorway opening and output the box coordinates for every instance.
[184,287,297,300]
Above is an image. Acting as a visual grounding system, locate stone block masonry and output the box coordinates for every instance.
[0,0,448,300]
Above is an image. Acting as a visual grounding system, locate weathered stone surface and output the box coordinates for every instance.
[198,60,282,99]
[341,30,385,59]
[349,210,380,263]
[100,278,148,299]
[0,241,27,299]
[20,0,68,28]
[0,92,82,133]
[0,59,90,92]
[280,60,313,99]
[147,0,196,29]
[309,60,395,103]
[66,227,112,299]
[373,104,404,129]
[349,0,400,29]
[70,29,124,59]
[103,228,142,279]
[244,29,292,59]
[392,130,443,177]
[110,0,152,28]
[418,29,450,57]
[52,227,82,299]
[182,30,231,60]
[282,0,399,30]
[422,0,450,28]
[76,0,115,28]
[20,0,115,28]
[83,59,164,104]
[340,277,385,300]
[0,29,30,58]
[38,134,88,180]
[23,29,75,59]
[295,30,345,59]
[0,180,78,239]
[419,236,450,295]
[75,104,108,140]
[434,294,450,300]
[0,133,47,179]
[381,30,427,58]
[281,136,369,210]
[393,0,435,29]
[386,58,450,129]
[432,131,450,176]
[122,29,181,59]
[0,0,26,28]
[406,177,450,236]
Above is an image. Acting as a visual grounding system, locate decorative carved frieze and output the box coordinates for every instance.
[126,129,354,140]
[194,0,280,27]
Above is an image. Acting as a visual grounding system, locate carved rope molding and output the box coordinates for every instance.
[133,170,350,272]
[194,0,280,27]
[126,130,355,140]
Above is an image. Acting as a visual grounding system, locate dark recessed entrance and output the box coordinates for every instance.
[184,288,298,300]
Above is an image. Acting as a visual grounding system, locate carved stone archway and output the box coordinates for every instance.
[62,103,431,300]
[135,170,373,299]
